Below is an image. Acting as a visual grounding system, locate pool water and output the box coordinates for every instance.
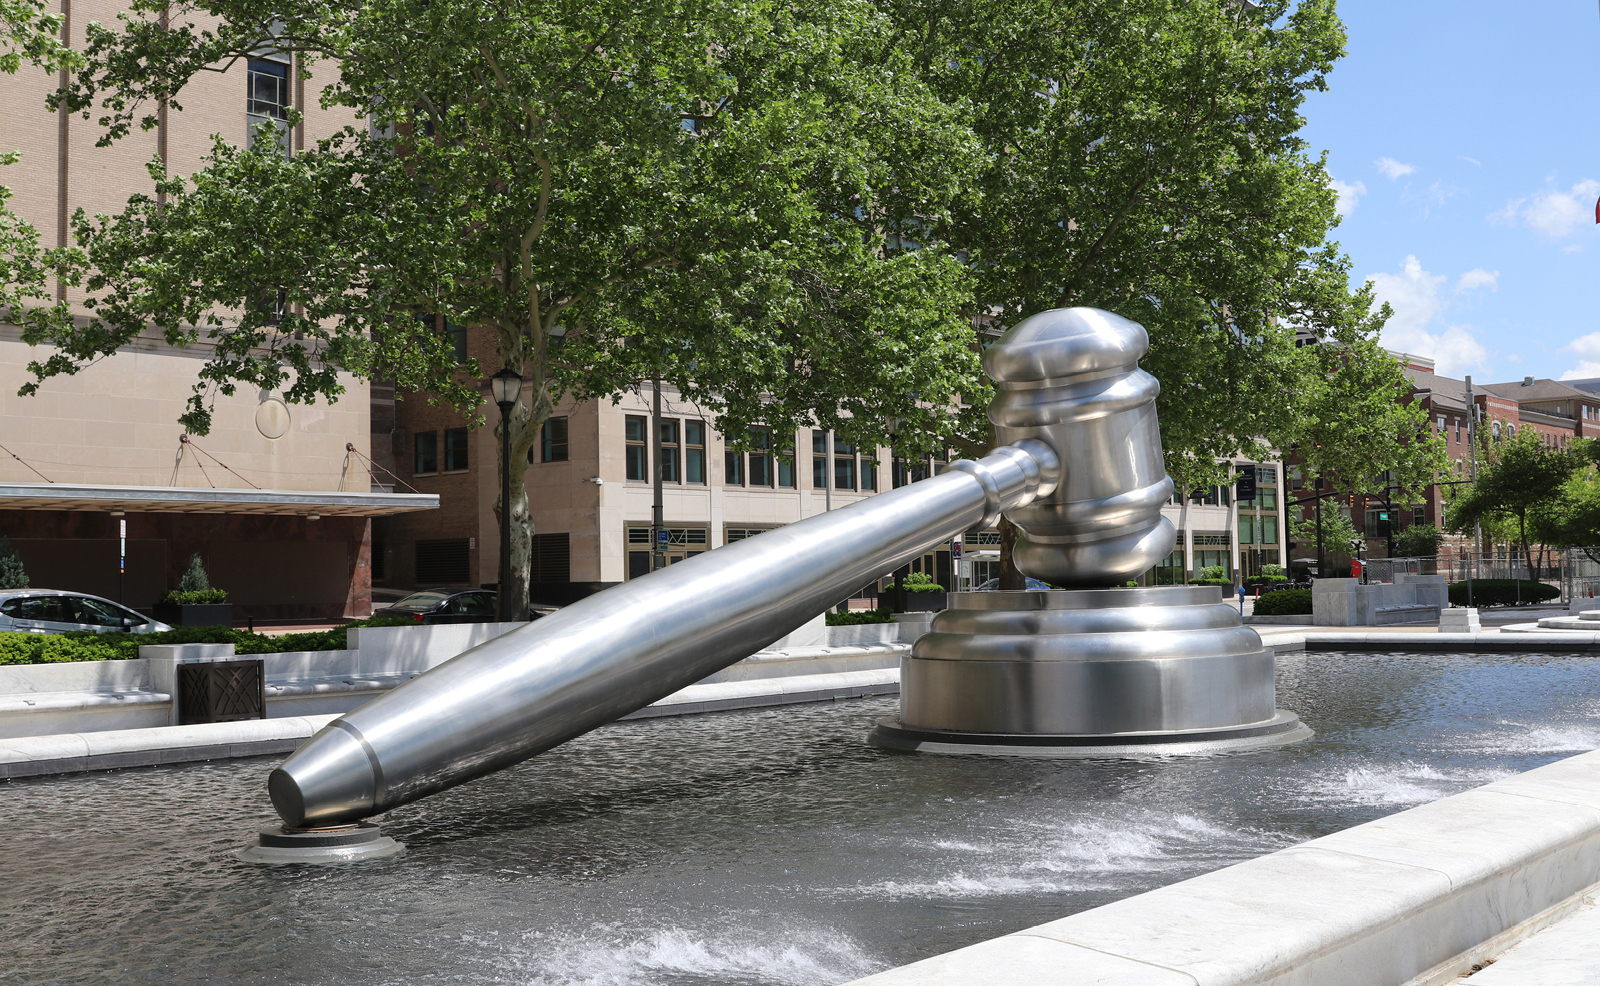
[5,649,1600,986]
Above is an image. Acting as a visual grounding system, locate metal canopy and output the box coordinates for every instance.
[0,481,438,517]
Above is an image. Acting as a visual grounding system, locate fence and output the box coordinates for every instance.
[1359,548,1600,605]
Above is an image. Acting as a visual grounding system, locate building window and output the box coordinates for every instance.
[812,430,828,489]
[246,57,291,155]
[893,457,930,488]
[539,416,569,463]
[443,427,469,471]
[727,526,780,543]
[860,455,876,491]
[247,58,289,119]
[659,419,681,483]
[686,421,706,484]
[625,415,647,481]
[725,446,744,486]
[748,427,773,487]
[833,439,856,490]
[414,431,438,474]
[777,439,795,488]
[1255,465,1277,486]
[415,538,470,584]
[1262,517,1277,543]
[445,321,467,364]
[1456,417,1462,441]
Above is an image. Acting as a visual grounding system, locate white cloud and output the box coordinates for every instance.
[1492,179,1600,239]
[1368,255,1489,377]
[1564,244,1584,254]
[1376,157,1416,180]
[1455,268,1498,292]
[1461,157,1481,166]
[1329,177,1366,217]
[1560,333,1600,379]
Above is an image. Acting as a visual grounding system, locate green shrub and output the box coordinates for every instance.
[1192,578,1234,587]
[826,608,897,625]
[160,554,227,605]
[1197,565,1227,581]
[0,536,29,590]
[0,614,423,666]
[1253,588,1312,616]
[1447,579,1559,607]
[159,588,228,605]
[897,572,944,593]
[1260,564,1287,580]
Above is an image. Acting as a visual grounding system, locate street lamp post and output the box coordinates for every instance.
[491,367,523,623]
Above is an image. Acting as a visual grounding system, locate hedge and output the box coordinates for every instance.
[0,615,416,666]
[1447,579,1559,607]
[1253,588,1312,616]
[826,608,897,626]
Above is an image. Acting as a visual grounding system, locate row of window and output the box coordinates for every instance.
[415,428,470,474]
[620,416,912,492]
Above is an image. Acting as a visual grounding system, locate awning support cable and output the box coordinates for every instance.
[179,435,261,490]
[345,442,422,494]
[0,443,53,483]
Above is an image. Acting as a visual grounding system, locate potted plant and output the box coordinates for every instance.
[897,572,948,613]
[152,554,234,627]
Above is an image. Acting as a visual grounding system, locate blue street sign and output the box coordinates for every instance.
[656,528,669,550]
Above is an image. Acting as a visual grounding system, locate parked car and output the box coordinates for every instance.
[974,577,1053,591]
[0,590,173,634]
[380,588,545,624]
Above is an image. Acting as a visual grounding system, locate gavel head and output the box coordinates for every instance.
[984,308,1178,587]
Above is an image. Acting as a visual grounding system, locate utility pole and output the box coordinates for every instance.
[1465,375,1480,604]
[1315,474,1325,578]
[652,376,664,571]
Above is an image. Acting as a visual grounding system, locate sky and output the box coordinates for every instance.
[1298,2,1599,384]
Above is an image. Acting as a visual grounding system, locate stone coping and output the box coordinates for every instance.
[0,667,903,778]
[845,750,1600,986]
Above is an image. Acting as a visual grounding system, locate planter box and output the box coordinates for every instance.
[900,592,948,613]
[152,603,234,628]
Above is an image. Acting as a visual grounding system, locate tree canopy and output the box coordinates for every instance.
[1447,429,1587,564]
[3,0,1447,598]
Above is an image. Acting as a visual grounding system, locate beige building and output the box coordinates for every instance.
[0,6,435,619]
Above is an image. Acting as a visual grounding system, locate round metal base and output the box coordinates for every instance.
[236,822,404,864]
[867,710,1312,759]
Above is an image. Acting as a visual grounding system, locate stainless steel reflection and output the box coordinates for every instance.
[270,443,1060,826]
[896,587,1278,736]
[984,307,1176,586]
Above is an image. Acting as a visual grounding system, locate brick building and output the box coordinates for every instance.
[0,5,436,619]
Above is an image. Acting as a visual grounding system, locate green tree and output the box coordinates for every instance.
[893,0,1415,494]
[0,535,29,589]
[1394,524,1444,558]
[15,0,982,616]
[1447,429,1584,568]
[1291,505,1357,568]
[178,552,210,593]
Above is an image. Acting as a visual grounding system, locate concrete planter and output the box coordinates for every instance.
[151,603,234,628]
[900,592,948,613]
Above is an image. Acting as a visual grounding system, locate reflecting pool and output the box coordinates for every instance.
[4,649,1600,986]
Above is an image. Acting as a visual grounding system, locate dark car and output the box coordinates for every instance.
[381,589,544,624]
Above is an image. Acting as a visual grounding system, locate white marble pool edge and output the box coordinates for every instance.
[843,748,1600,986]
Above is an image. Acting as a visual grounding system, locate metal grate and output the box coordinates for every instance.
[416,538,471,584]
[177,660,265,725]
[531,532,570,582]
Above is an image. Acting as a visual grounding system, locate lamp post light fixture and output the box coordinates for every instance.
[491,367,523,622]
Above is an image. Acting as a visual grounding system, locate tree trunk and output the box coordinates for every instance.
[998,515,1026,590]
[496,396,537,621]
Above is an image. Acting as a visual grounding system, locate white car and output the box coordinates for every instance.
[0,589,173,634]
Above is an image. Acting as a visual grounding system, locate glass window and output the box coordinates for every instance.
[686,421,706,484]
[725,449,744,486]
[834,453,855,491]
[812,430,828,489]
[860,457,876,492]
[1262,517,1277,543]
[450,592,495,615]
[748,427,772,487]
[540,416,569,463]
[659,419,680,483]
[443,427,469,471]
[445,321,467,364]
[1239,515,1254,542]
[247,58,289,119]
[625,415,647,481]
[777,440,795,488]
[72,597,130,627]
[414,431,438,474]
